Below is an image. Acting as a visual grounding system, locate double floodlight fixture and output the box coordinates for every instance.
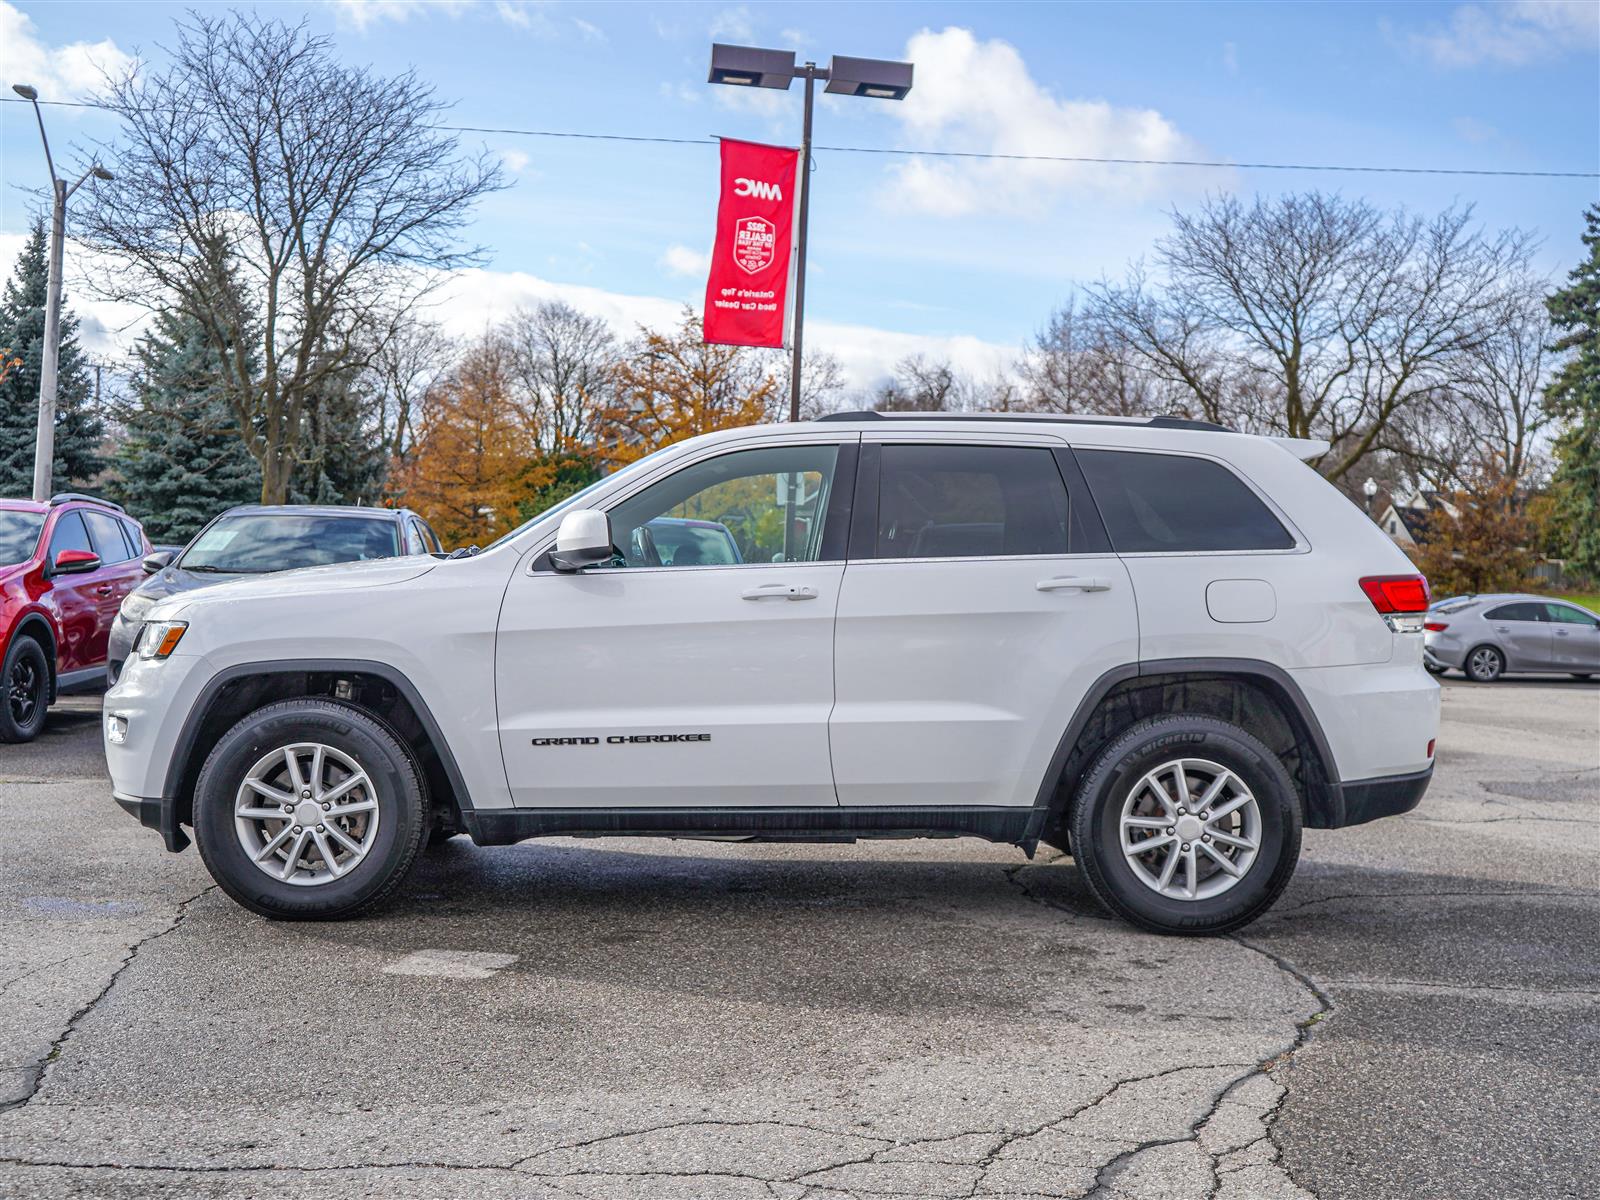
[708,43,913,101]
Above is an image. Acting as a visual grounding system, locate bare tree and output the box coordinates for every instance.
[80,12,502,503]
[873,354,968,411]
[504,300,618,453]
[1018,297,1179,417]
[771,348,848,420]
[1085,194,1534,479]
[365,312,447,463]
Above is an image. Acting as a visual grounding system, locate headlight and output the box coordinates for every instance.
[134,620,188,660]
[119,590,156,622]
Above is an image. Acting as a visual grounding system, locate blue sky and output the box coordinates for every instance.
[2,0,1596,386]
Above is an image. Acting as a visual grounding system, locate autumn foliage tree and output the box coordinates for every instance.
[1410,460,1538,596]
[598,309,777,465]
[395,336,532,546]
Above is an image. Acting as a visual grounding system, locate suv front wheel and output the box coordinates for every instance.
[1068,715,1303,935]
[193,699,428,920]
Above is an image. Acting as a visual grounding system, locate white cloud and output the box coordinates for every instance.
[0,1,134,100]
[0,228,1011,394]
[498,147,532,173]
[333,0,556,34]
[881,27,1213,217]
[659,244,711,277]
[572,17,605,42]
[708,6,756,42]
[332,0,474,31]
[1404,0,1600,67]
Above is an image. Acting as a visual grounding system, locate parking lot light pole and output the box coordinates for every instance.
[11,83,114,501]
[709,45,913,421]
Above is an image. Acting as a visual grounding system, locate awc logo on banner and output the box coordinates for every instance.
[704,139,799,348]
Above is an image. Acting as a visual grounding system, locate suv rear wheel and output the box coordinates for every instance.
[1068,715,1302,935]
[193,699,428,919]
[1,636,50,744]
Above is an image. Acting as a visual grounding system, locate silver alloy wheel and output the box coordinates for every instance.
[234,742,380,886]
[1119,757,1262,901]
[1468,647,1502,681]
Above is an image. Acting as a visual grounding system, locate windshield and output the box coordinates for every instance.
[0,511,45,567]
[483,444,678,552]
[179,513,401,574]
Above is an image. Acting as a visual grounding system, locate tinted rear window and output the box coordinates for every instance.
[1486,602,1545,622]
[874,444,1072,558]
[1076,450,1295,553]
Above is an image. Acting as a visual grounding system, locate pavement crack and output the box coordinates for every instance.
[0,883,217,1115]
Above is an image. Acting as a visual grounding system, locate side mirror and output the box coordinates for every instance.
[142,551,175,574]
[550,509,613,572]
[52,548,101,575]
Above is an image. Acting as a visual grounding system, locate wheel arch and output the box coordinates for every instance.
[1028,657,1345,850]
[9,612,59,701]
[164,659,473,849]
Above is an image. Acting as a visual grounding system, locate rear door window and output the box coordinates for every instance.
[872,444,1071,559]
[1486,603,1545,622]
[83,510,135,564]
[1076,450,1295,554]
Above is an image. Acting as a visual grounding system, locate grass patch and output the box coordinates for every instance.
[1555,593,1600,613]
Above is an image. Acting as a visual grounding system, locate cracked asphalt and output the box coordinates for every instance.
[0,677,1595,1200]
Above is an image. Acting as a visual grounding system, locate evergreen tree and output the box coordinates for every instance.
[290,361,390,507]
[1546,206,1600,581]
[111,310,261,543]
[0,219,104,496]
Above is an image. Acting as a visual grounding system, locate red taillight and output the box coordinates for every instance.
[1427,739,1435,758]
[1359,575,1431,614]
[1423,621,1448,633]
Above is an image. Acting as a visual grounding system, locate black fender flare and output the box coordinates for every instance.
[156,658,477,852]
[1023,657,1347,845]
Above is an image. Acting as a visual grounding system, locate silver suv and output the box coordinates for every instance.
[105,412,1441,935]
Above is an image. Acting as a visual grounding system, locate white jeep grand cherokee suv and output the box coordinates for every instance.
[105,413,1439,935]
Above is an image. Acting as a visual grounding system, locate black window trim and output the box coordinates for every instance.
[845,439,1108,564]
[527,437,862,575]
[1070,443,1307,557]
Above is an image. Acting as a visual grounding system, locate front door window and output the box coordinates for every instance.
[603,445,840,568]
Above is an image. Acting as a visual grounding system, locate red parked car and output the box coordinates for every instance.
[1,493,151,743]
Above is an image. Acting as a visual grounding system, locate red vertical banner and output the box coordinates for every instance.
[703,138,799,348]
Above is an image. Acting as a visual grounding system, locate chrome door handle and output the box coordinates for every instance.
[1036,576,1112,593]
[741,583,818,601]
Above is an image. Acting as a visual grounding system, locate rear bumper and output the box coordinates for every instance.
[113,791,189,852]
[1327,765,1433,827]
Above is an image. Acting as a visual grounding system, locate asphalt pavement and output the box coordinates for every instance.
[0,677,1595,1199]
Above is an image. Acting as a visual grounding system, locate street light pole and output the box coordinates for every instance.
[788,63,817,424]
[11,83,113,501]
[709,46,912,422]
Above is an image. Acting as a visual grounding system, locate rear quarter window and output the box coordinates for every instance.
[1076,449,1295,554]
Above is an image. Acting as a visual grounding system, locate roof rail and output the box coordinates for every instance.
[812,410,1233,433]
[49,492,126,513]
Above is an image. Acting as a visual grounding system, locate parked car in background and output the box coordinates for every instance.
[1,494,152,742]
[107,505,444,685]
[642,516,742,566]
[1424,594,1600,681]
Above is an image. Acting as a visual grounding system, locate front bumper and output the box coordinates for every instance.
[113,791,189,852]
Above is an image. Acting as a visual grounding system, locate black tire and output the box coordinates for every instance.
[1573,674,1594,681]
[1465,644,1504,683]
[1068,715,1302,936]
[193,699,428,920]
[1423,662,1446,676]
[0,636,50,744]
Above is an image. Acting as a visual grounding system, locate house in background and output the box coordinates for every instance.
[1375,490,1459,548]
